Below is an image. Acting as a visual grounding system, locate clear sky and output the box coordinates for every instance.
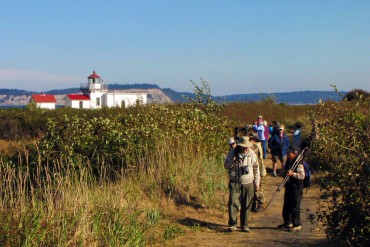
[1,0,369,96]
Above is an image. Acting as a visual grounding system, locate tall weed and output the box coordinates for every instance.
[0,93,230,245]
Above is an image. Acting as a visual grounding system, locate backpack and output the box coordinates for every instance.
[302,161,311,188]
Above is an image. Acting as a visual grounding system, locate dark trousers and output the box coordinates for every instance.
[282,185,303,226]
[240,182,255,228]
[228,182,241,227]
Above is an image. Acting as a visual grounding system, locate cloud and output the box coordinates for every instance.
[0,68,83,90]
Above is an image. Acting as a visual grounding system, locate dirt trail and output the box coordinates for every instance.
[155,158,328,247]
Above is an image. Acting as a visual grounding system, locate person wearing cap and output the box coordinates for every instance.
[278,146,305,232]
[253,115,267,160]
[224,136,260,232]
[224,137,240,232]
[268,124,291,177]
[249,134,266,212]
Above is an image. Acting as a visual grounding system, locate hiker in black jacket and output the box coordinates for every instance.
[278,146,305,232]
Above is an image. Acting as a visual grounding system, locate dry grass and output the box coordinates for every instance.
[0,139,23,157]
[0,136,225,246]
[223,102,312,127]
[0,102,313,245]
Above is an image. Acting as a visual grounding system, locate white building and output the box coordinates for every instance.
[65,71,147,109]
[29,93,56,109]
[65,94,90,108]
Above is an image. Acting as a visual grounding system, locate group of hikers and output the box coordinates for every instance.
[224,115,311,233]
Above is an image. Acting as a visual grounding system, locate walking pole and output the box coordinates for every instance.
[264,148,307,211]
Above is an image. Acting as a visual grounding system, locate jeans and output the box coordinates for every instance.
[261,140,267,159]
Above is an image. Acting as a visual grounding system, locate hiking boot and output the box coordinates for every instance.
[289,225,302,232]
[241,226,250,232]
[228,225,236,232]
[277,223,293,229]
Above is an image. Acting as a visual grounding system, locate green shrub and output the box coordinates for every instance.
[0,82,231,245]
[308,100,369,246]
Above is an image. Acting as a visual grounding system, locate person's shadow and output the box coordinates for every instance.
[176,217,228,233]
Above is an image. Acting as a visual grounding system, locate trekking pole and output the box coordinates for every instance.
[264,148,307,211]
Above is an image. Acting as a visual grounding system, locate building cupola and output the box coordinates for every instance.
[88,70,101,84]
[80,70,107,95]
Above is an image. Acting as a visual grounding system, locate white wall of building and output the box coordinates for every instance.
[65,97,91,108]
[102,93,147,108]
[89,91,107,109]
[36,102,55,109]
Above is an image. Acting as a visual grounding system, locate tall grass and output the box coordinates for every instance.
[0,91,313,245]
[0,100,230,245]
[0,140,226,245]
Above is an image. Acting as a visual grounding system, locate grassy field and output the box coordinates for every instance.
[1,96,367,246]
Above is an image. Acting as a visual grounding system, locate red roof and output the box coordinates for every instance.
[88,71,101,79]
[67,94,90,100]
[32,94,56,103]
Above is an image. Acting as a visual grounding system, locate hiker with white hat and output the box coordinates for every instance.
[224,136,260,232]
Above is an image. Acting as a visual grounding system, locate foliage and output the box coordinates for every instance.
[184,79,225,114]
[0,84,322,245]
[343,89,370,103]
[0,83,231,245]
[308,99,370,246]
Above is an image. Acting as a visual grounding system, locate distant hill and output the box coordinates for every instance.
[161,89,345,104]
[161,88,195,103]
[108,83,161,90]
[45,88,80,94]
[222,91,345,104]
[0,84,346,106]
[0,88,38,96]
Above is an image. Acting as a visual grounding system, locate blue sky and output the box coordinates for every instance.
[1,0,369,96]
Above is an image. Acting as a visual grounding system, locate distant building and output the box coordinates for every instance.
[65,94,90,109]
[65,71,147,109]
[29,93,56,109]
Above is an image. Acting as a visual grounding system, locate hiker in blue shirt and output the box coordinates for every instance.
[253,115,267,160]
[268,125,290,177]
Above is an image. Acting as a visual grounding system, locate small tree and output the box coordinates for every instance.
[184,79,224,113]
[343,89,370,102]
[260,93,277,104]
